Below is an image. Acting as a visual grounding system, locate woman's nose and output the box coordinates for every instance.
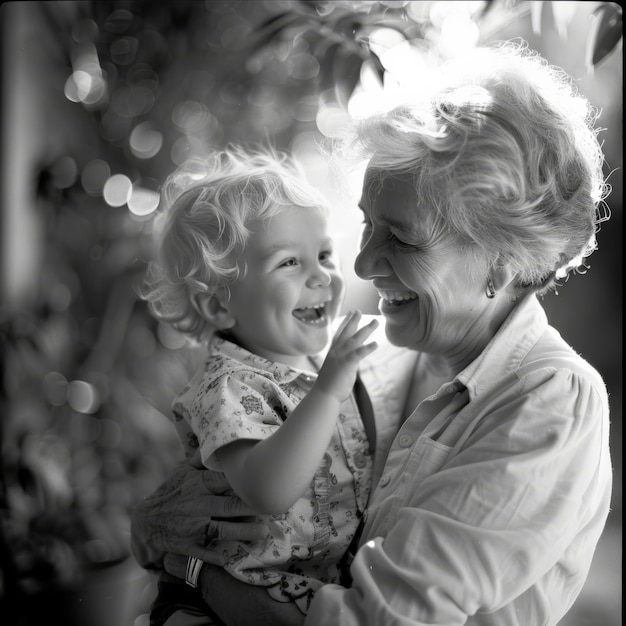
[354,238,391,279]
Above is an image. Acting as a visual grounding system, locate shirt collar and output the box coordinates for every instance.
[208,334,318,384]
[456,294,549,399]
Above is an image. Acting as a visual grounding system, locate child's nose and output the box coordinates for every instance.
[307,265,332,288]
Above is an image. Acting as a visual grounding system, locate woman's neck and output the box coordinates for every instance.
[439,296,517,375]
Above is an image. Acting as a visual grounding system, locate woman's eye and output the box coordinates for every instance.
[389,232,418,251]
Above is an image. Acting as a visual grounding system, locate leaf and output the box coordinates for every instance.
[319,42,342,94]
[334,50,365,109]
[585,2,623,71]
[362,16,422,40]
[247,11,306,52]
[530,1,544,35]
[329,13,363,39]
[368,50,386,85]
[550,1,578,39]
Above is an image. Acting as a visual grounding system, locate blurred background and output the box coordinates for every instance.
[0,2,621,625]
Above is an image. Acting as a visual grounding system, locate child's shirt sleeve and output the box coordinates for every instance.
[187,370,288,471]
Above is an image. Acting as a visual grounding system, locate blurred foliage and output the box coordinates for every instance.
[0,0,622,622]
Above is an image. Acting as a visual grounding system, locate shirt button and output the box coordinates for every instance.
[379,475,391,487]
[399,434,412,448]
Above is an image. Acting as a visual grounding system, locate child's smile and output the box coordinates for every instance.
[292,300,331,326]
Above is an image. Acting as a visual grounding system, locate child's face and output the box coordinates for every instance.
[225,205,344,366]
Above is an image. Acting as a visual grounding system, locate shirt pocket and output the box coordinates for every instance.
[411,435,452,482]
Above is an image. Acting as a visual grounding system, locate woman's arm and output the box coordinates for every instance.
[218,311,378,516]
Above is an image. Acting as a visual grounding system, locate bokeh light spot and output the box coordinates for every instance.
[64,74,82,103]
[68,380,100,414]
[172,100,214,133]
[128,185,160,216]
[104,9,134,34]
[103,174,133,207]
[316,104,352,137]
[50,156,78,189]
[171,136,205,166]
[81,159,111,196]
[43,372,69,406]
[294,95,319,122]
[66,70,107,106]
[287,53,320,80]
[110,36,139,66]
[129,122,163,159]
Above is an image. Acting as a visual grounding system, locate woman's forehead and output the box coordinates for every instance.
[360,168,418,207]
[359,167,446,239]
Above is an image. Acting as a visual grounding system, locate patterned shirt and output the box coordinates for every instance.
[306,295,612,625]
[171,335,373,613]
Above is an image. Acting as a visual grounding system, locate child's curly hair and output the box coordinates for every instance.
[141,145,330,342]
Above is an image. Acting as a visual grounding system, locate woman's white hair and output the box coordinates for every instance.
[141,145,330,341]
[335,39,610,293]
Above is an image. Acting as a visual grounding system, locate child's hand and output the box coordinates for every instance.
[315,310,378,402]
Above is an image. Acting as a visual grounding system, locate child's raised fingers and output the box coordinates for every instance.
[354,341,378,359]
[333,309,361,339]
[349,318,379,345]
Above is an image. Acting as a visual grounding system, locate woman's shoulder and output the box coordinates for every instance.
[519,325,606,388]
[509,326,610,426]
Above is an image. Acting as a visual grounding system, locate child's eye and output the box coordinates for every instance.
[279,258,298,267]
[319,250,333,263]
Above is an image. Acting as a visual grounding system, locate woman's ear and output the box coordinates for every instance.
[193,293,236,330]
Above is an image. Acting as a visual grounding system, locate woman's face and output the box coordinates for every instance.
[355,168,494,358]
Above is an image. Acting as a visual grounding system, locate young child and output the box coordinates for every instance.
[141,146,378,623]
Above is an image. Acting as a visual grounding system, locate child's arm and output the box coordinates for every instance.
[216,310,378,516]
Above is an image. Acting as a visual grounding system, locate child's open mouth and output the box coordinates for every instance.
[292,302,328,325]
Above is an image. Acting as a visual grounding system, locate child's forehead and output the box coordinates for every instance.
[253,202,329,225]
[249,205,331,243]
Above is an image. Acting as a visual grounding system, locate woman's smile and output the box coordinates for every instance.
[376,289,418,305]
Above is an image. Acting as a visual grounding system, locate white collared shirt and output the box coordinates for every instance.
[306,295,612,625]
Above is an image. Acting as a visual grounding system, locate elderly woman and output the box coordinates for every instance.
[132,41,612,626]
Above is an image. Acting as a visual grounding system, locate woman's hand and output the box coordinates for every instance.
[131,463,269,568]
